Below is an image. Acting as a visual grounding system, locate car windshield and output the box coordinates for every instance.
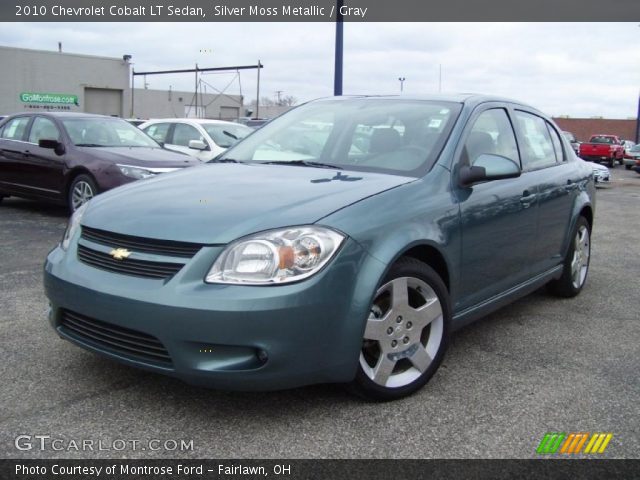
[562,132,576,142]
[216,99,462,176]
[590,136,615,144]
[631,145,640,152]
[203,123,252,148]
[62,118,160,148]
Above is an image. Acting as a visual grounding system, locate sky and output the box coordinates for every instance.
[1,22,638,118]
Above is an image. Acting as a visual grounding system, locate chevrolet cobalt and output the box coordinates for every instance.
[44,95,595,400]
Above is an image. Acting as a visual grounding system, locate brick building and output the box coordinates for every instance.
[552,117,637,143]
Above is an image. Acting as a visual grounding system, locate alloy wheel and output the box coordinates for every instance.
[571,225,590,289]
[71,181,95,211]
[359,276,443,388]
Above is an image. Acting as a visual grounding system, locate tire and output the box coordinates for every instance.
[547,216,591,298]
[626,164,632,170]
[68,174,97,213]
[608,158,615,168]
[349,257,451,401]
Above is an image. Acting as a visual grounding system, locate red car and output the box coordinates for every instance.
[579,134,625,168]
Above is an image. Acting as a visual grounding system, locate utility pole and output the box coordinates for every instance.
[439,64,442,93]
[275,90,283,105]
[398,77,406,93]
[334,0,344,96]
[194,63,198,118]
[130,67,135,118]
[636,92,640,144]
[255,59,261,118]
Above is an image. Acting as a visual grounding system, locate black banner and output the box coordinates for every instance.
[3,0,640,22]
[2,459,640,480]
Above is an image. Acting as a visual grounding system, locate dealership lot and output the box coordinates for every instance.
[0,167,638,459]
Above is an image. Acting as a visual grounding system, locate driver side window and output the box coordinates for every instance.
[462,109,519,167]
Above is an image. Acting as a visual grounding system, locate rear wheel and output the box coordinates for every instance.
[68,174,97,213]
[547,216,591,298]
[625,164,632,170]
[350,258,450,401]
[608,158,615,168]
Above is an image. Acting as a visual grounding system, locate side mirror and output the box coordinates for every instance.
[459,153,521,186]
[188,139,208,151]
[39,138,65,156]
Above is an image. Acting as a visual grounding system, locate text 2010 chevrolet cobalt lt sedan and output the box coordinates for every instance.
[44,95,595,400]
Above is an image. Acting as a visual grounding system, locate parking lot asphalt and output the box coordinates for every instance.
[1,167,639,459]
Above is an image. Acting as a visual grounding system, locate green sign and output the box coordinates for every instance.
[20,92,79,106]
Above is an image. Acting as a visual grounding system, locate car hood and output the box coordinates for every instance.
[78,146,198,167]
[82,163,416,244]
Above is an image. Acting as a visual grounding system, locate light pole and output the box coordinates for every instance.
[334,0,344,96]
[398,77,406,93]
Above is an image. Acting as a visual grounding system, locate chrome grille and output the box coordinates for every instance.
[60,310,172,367]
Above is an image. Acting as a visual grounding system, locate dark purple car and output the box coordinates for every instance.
[0,112,198,212]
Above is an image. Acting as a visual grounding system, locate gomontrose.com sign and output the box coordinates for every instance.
[20,92,79,105]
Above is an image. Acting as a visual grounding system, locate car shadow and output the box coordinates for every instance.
[1,197,69,218]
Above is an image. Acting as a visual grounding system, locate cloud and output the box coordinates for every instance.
[0,22,638,118]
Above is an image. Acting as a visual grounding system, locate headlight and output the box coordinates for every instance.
[117,164,155,180]
[61,203,87,251]
[205,226,345,285]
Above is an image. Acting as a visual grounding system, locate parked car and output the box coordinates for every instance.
[245,118,270,129]
[589,161,610,186]
[0,112,198,212]
[562,131,580,155]
[125,119,147,128]
[140,118,253,161]
[579,134,625,167]
[623,143,639,170]
[44,95,595,400]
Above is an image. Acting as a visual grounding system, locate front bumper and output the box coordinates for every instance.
[44,237,385,391]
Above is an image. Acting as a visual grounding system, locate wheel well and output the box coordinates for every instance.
[580,206,593,230]
[65,168,96,197]
[401,245,450,292]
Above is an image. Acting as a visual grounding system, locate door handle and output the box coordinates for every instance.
[520,191,537,208]
[23,150,31,158]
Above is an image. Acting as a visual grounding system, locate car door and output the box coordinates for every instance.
[454,106,539,311]
[0,116,33,194]
[166,123,210,161]
[512,110,577,275]
[22,116,67,198]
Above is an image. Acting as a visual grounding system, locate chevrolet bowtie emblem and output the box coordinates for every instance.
[109,248,131,260]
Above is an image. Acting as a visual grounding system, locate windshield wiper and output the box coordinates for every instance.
[261,160,342,170]
[210,158,246,164]
[222,130,239,140]
[75,143,108,147]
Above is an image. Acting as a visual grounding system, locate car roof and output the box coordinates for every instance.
[5,112,121,120]
[311,93,537,110]
[144,118,243,126]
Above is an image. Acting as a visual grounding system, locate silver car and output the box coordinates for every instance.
[623,144,640,170]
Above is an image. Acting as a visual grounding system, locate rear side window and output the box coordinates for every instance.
[29,117,61,143]
[1,117,31,141]
[546,123,565,162]
[143,123,171,143]
[462,108,520,167]
[514,111,557,170]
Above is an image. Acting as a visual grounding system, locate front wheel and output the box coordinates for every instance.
[547,216,591,298]
[625,164,632,170]
[350,258,450,401]
[68,174,97,213]
[608,158,615,168]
